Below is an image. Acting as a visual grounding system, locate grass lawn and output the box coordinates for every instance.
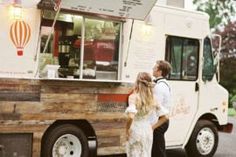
[228,108,236,117]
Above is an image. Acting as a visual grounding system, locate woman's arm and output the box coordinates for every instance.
[125,93,137,140]
[126,112,135,140]
[152,115,169,130]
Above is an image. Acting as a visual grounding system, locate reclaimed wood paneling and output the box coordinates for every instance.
[41,85,98,94]
[97,102,127,112]
[92,119,126,148]
[98,94,129,103]
[32,132,43,157]
[0,120,51,133]
[91,119,126,131]
[0,113,21,120]
[0,78,133,156]
[98,135,120,147]
[98,146,126,156]
[20,112,126,121]
[42,102,97,113]
[41,93,97,103]
[98,87,132,94]
[96,129,126,147]
[0,79,40,101]
[0,101,42,113]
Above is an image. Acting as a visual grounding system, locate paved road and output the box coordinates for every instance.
[209,117,236,157]
[100,116,236,157]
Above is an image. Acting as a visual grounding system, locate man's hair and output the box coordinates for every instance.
[156,60,172,77]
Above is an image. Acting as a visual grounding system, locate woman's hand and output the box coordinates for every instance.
[152,115,169,130]
[152,125,156,130]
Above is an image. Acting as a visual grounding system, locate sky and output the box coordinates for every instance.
[185,0,194,10]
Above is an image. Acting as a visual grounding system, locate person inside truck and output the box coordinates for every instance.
[152,60,172,157]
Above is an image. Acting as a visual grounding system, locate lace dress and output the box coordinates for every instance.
[125,94,158,157]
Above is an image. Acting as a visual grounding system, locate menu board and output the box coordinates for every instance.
[61,0,157,20]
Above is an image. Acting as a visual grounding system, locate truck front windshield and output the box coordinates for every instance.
[202,37,215,81]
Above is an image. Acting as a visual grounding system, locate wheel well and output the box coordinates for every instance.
[42,120,96,141]
[41,119,97,157]
[185,119,219,157]
[198,113,221,130]
[184,114,220,149]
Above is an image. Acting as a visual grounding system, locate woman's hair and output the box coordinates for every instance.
[134,72,155,115]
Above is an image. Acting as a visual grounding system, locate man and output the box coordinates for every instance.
[152,60,172,157]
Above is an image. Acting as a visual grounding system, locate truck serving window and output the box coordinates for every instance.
[39,10,121,80]
[165,36,199,80]
[202,37,215,81]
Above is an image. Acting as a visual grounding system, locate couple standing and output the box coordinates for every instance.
[125,60,171,157]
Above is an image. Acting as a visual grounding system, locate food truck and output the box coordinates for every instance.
[0,0,233,157]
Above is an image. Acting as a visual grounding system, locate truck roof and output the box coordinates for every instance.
[154,4,209,20]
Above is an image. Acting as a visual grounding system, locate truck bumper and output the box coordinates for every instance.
[88,136,97,157]
[218,123,233,133]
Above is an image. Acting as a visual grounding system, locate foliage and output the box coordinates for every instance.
[215,21,236,59]
[230,94,236,105]
[228,108,236,117]
[215,21,236,107]
[193,0,236,28]
[220,57,236,93]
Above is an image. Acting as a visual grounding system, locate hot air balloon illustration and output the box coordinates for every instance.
[10,20,31,56]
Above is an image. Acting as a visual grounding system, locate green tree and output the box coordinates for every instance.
[216,21,236,107]
[193,0,236,28]
[215,22,236,98]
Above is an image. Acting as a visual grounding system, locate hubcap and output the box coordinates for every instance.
[196,127,215,155]
[53,134,82,157]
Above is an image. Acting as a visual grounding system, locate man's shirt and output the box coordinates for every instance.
[153,77,171,115]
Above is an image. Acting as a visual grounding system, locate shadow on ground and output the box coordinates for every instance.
[98,149,186,157]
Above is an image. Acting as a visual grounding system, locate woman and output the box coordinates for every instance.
[125,72,158,157]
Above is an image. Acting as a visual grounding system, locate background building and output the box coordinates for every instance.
[157,0,193,9]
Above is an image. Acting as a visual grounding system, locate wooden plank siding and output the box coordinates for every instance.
[0,79,40,101]
[0,78,133,156]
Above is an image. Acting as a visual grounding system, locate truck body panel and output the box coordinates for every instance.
[0,2,231,157]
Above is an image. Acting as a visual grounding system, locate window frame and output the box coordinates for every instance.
[165,35,200,81]
[202,37,215,82]
[39,11,124,82]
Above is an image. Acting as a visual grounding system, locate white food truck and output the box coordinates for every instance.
[0,0,233,157]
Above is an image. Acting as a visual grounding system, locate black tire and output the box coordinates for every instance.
[41,124,89,157]
[185,120,218,157]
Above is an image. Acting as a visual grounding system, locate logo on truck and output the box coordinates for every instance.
[9,20,31,56]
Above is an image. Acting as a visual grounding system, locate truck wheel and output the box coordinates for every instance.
[185,120,218,157]
[41,124,89,157]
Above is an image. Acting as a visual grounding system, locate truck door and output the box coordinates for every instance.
[165,36,200,146]
[199,37,225,122]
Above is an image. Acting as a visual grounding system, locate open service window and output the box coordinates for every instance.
[39,10,122,80]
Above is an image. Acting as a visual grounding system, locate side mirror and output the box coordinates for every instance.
[211,34,222,82]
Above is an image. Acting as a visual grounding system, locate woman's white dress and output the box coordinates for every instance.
[125,94,158,157]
